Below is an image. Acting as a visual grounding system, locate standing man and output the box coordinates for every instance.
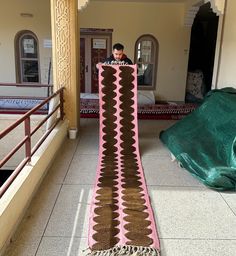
[97,43,133,68]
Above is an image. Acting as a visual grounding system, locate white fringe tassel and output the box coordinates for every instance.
[84,245,160,256]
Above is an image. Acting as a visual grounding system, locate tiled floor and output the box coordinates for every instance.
[4,118,236,256]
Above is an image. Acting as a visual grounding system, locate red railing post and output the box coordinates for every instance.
[0,86,65,198]
[24,117,31,162]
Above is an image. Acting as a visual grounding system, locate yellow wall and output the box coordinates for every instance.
[217,0,236,89]
[0,0,52,84]
[79,1,191,101]
[1,1,236,100]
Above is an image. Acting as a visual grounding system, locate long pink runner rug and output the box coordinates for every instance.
[87,65,160,256]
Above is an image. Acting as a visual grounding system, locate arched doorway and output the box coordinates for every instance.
[186,2,219,102]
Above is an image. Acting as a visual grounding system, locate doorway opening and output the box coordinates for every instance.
[80,28,112,93]
[186,2,219,102]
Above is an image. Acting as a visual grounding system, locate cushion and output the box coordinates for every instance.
[186,70,205,100]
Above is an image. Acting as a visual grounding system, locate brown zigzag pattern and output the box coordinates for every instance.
[92,66,120,250]
[119,66,153,246]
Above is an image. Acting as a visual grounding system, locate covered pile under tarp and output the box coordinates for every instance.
[160,87,236,191]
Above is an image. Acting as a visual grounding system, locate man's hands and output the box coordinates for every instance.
[96,62,102,69]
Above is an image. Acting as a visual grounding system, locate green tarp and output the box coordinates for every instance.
[160,88,236,191]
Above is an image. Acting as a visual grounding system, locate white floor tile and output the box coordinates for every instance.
[44,185,91,238]
[76,135,99,155]
[220,192,236,215]
[3,119,236,256]
[138,120,176,135]
[64,155,98,185]
[46,138,79,184]
[4,180,61,256]
[142,155,202,187]
[4,240,40,256]
[150,186,236,240]
[160,238,236,256]
[80,118,99,135]
[139,135,170,156]
[36,237,88,256]
[18,183,61,238]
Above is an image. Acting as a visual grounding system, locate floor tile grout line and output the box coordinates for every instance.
[219,193,236,217]
[61,137,82,183]
[40,235,88,239]
[34,138,82,256]
[159,237,236,241]
[34,182,64,256]
[147,184,207,188]
[5,119,236,255]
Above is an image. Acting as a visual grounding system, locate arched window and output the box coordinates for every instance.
[134,35,158,90]
[15,31,40,83]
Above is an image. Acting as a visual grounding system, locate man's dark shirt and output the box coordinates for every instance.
[103,54,133,65]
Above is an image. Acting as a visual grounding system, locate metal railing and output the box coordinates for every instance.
[0,87,64,198]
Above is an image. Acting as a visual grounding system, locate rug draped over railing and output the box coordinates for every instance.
[87,65,160,256]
